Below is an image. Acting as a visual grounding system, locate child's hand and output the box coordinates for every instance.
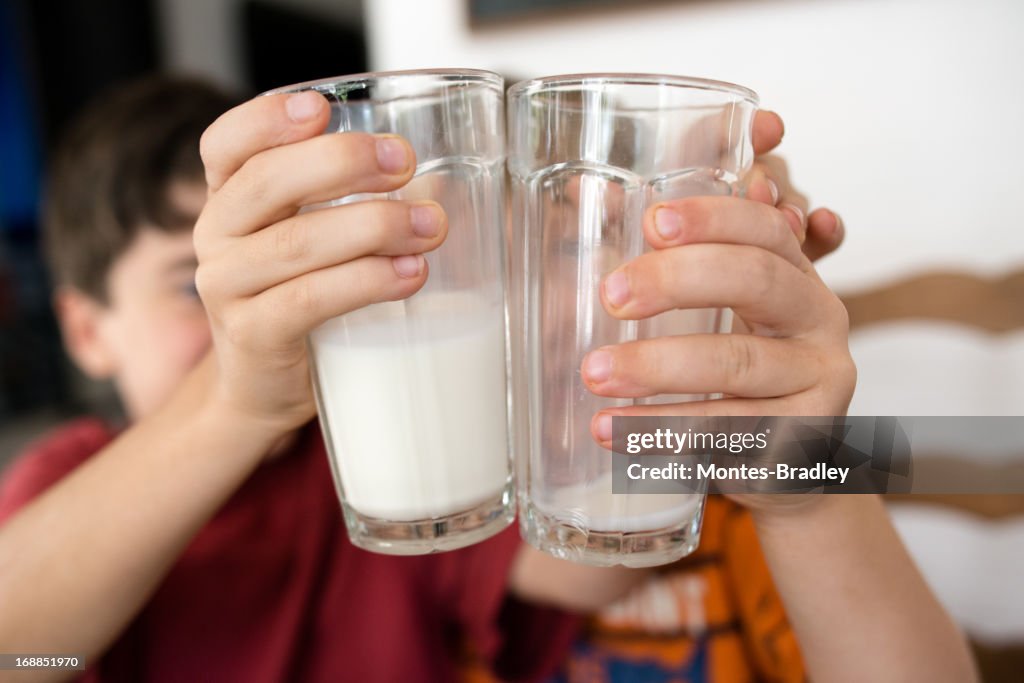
[193,92,447,433]
[742,112,845,263]
[582,114,856,512]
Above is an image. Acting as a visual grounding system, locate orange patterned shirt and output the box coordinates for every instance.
[463,496,806,683]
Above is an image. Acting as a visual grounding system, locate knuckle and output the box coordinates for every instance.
[224,306,263,350]
[334,203,394,256]
[843,357,858,396]
[820,290,851,336]
[193,229,231,267]
[233,153,273,203]
[718,335,756,388]
[192,221,212,259]
[811,353,857,414]
[284,277,319,315]
[374,201,409,240]
[834,297,852,335]
[836,355,858,394]
[272,221,309,263]
[823,320,857,388]
[323,132,373,180]
[315,133,347,171]
[198,126,218,168]
[745,249,779,304]
[193,263,219,302]
[645,256,674,304]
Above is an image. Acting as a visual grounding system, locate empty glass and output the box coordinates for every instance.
[507,73,759,567]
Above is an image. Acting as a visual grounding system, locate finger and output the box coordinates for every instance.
[232,255,429,342]
[590,397,797,446]
[752,110,785,155]
[643,196,808,270]
[600,244,823,334]
[740,163,779,206]
[200,132,416,240]
[201,92,331,193]
[753,155,810,243]
[779,203,807,245]
[580,334,819,399]
[203,200,447,297]
[803,208,845,262]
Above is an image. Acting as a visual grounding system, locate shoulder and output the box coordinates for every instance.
[0,417,115,523]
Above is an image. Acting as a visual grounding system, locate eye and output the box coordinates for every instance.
[181,279,201,299]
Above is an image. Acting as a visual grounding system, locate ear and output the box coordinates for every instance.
[53,287,117,379]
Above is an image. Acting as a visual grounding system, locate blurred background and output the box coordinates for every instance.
[1,0,1022,678]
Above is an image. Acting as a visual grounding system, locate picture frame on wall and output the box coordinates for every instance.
[468,0,678,25]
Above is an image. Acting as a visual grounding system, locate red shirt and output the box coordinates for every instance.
[0,419,577,682]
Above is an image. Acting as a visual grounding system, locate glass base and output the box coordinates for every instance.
[520,499,705,568]
[342,483,515,555]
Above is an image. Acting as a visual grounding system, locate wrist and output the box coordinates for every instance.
[747,493,872,532]
[155,353,300,466]
[205,349,318,441]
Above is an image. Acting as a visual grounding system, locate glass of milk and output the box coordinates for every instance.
[265,70,513,554]
[507,74,759,567]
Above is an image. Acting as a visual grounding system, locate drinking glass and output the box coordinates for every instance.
[266,69,513,555]
[507,73,759,567]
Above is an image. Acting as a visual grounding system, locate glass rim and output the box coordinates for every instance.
[507,72,759,106]
[261,68,504,96]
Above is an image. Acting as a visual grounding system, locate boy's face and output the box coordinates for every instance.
[60,181,212,420]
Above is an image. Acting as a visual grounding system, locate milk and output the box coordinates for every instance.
[310,294,510,521]
[534,472,702,533]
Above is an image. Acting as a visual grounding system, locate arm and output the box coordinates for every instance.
[508,545,647,612]
[507,110,976,680]
[752,495,978,683]
[508,499,977,679]
[0,357,281,676]
[0,91,435,679]
[506,109,842,614]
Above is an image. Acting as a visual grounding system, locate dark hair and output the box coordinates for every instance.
[43,76,240,301]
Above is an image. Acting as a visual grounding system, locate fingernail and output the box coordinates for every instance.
[782,203,805,232]
[766,179,779,205]
[411,204,440,237]
[376,136,409,174]
[654,207,683,240]
[583,350,613,383]
[603,271,630,308]
[285,91,322,122]
[832,211,844,238]
[392,254,424,278]
[782,204,806,239]
[594,414,612,442]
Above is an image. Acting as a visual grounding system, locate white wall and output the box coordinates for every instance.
[366,0,1024,291]
[366,4,1024,638]
[152,0,1024,638]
